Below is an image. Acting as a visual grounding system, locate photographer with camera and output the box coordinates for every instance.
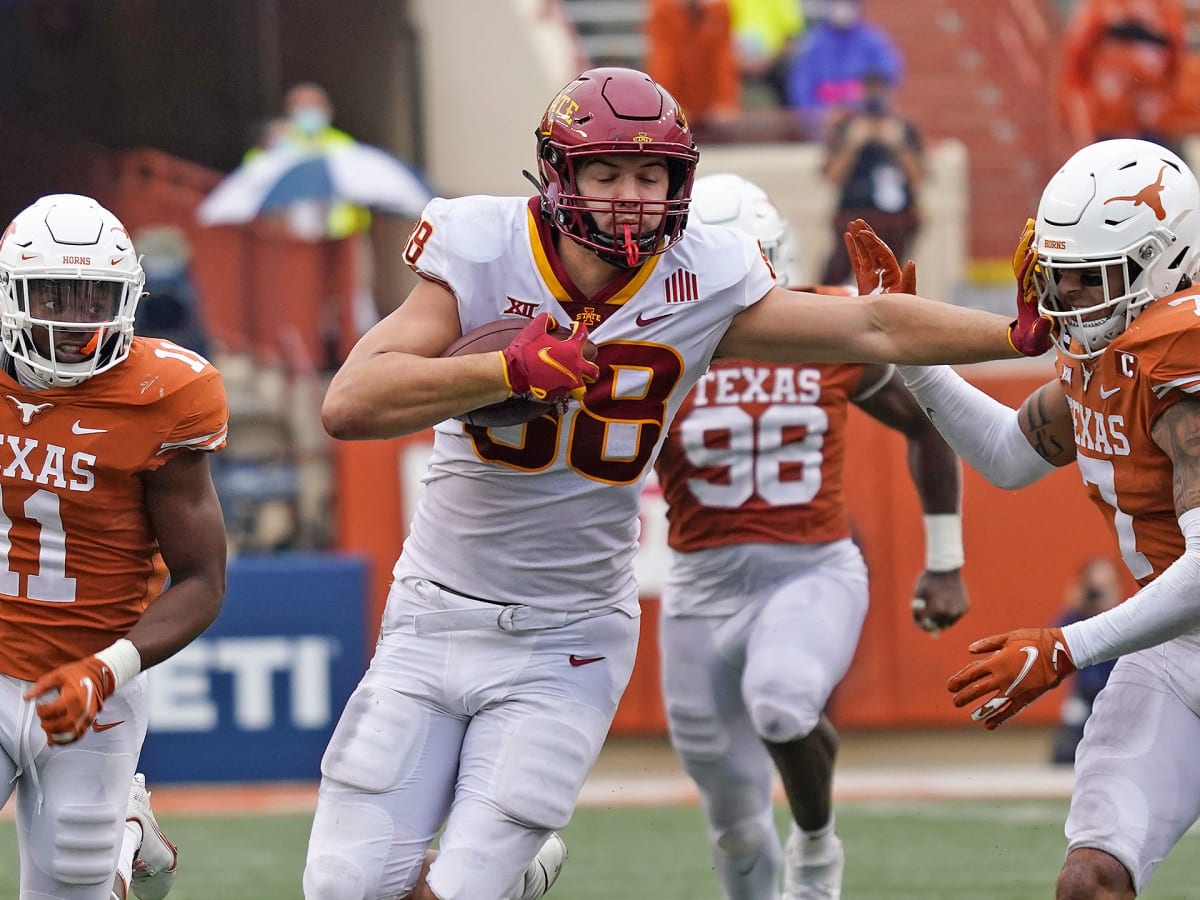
[820,70,924,286]
[1049,557,1124,765]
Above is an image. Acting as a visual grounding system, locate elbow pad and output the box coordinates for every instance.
[897,365,1055,490]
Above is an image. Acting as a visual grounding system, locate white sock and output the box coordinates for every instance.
[116,819,141,887]
[797,817,838,863]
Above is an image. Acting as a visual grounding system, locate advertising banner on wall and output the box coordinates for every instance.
[137,553,368,783]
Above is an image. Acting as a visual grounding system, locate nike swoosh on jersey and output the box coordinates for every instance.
[92,719,125,732]
[71,420,108,435]
[635,311,672,327]
[1098,386,1121,399]
[568,654,606,667]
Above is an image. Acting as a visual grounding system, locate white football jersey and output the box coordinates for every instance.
[394,195,775,614]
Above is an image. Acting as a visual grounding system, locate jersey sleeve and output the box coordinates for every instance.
[1143,309,1200,408]
[403,196,514,291]
[150,367,229,468]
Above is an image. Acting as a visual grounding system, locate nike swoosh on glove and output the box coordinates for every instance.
[1006,218,1055,357]
[844,218,916,295]
[24,656,117,745]
[947,627,1075,729]
[500,312,599,402]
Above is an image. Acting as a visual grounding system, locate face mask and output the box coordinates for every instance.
[827,1,860,27]
[291,107,330,136]
[861,95,888,116]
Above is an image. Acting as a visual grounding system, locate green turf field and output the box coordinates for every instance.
[2,799,1197,898]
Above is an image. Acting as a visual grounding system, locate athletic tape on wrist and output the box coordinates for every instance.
[94,638,142,692]
[924,513,964,573]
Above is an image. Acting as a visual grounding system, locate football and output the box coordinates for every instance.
[441,319,597,428]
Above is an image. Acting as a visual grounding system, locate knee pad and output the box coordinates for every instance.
[303,855,369,900]
[321,684,428,793]
[50,802,120,885]
[714,814,775,859]
[745,663,827,743]
[305,791,423,900]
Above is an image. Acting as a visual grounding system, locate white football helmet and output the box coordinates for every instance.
[1034,139,1200,360]
[690,173,802,286]
[0,193,145,387]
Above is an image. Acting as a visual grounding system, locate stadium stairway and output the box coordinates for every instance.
[561,0,646,68]
[871,0,1074,267]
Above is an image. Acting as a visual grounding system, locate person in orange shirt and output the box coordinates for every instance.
[0,194,229,900]
[644,0,740,128]
[855,138,1200,898]
[1058,0,1186,146]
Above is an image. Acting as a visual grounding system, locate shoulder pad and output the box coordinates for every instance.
[675,223,770,293]
[419,195,527,267]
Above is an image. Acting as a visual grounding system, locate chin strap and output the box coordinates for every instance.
[622,223,639,267]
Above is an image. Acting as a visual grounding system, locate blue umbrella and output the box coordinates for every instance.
[197,143,434,226]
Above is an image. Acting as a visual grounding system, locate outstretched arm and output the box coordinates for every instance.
[718,286,1024,366]
[899,369,1071,488]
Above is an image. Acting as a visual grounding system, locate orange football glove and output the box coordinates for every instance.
[844,218,916,295]
[1006,218,1055,357]
[947,627,1075,730]
[24,656,117,745]
[500,312,599,403]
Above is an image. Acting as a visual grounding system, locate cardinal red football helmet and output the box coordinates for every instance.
[532,67,699,267]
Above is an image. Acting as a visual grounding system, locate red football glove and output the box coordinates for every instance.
[1006,218,1055,357]
[844,218,916,295]
[500,313,599,403]
[947,627,1075,729]
[24,656,117,745]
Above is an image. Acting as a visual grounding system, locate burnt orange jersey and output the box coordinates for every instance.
[0,337,227,679]
[656,359,868,552]
[1056,292,1200,586]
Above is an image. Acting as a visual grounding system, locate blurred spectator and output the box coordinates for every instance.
[729,0,805,108]
[1058,0,1186,148]
[819,71,923,286]
[245,82,371,241]
[132,225,210,359]
[1050,557,1123,765]
[644,0,740,128]
[783,0,903,138]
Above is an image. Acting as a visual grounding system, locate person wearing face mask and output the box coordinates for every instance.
[782,0,902,138]
[243,82,372,241]
[819,70,923,286]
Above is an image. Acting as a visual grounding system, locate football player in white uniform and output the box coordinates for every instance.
[655,174,967,900]
[305,67,1049,900]
[855,139,1200,899]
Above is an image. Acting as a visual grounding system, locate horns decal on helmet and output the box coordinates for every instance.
[1104,165,1170,221]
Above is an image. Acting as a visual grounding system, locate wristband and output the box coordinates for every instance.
[924,514,964,572]
[94,638,142,691]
